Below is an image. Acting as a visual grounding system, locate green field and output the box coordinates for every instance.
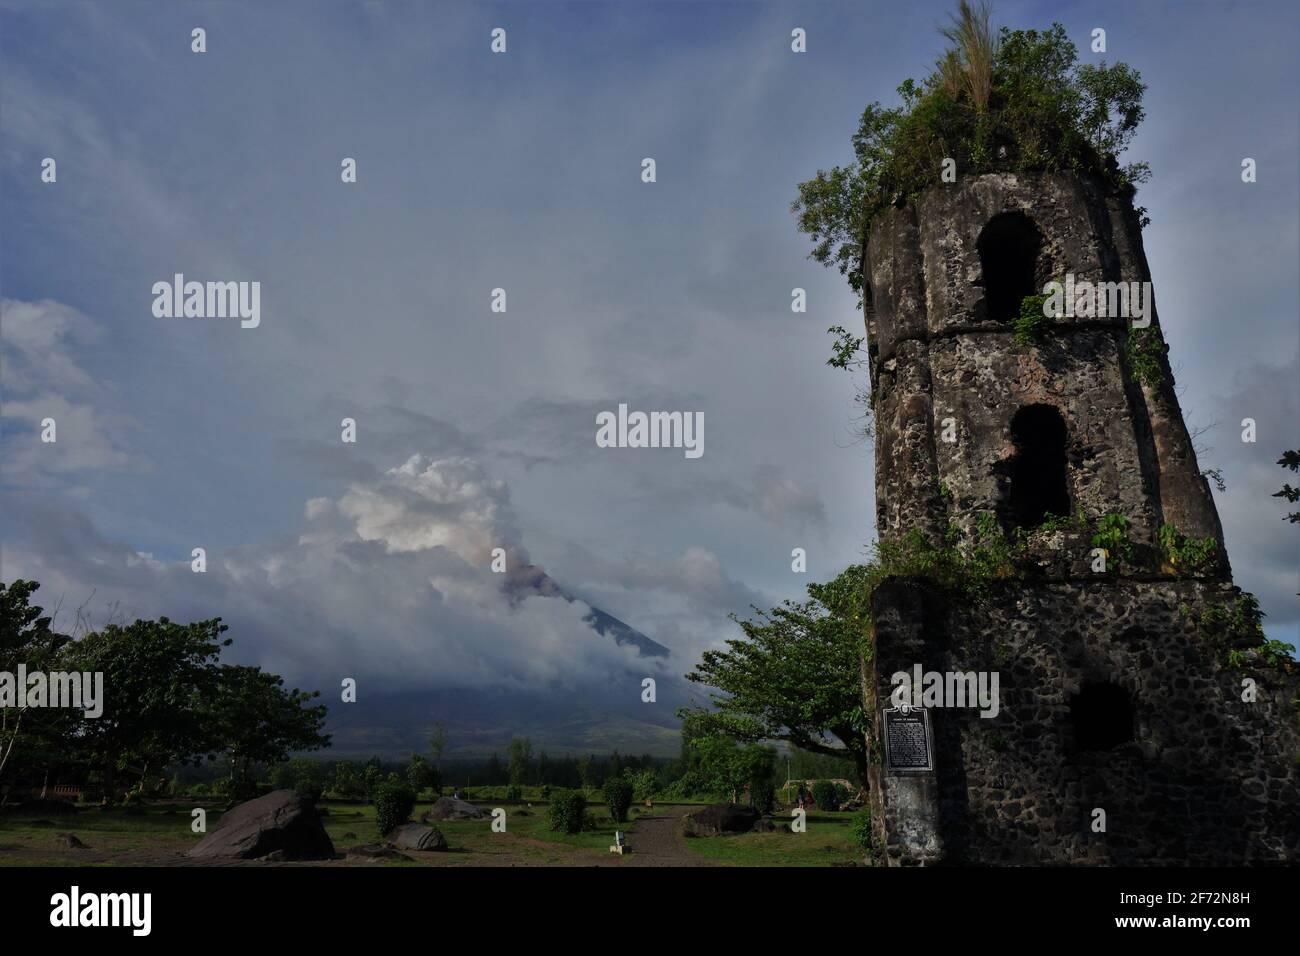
[0,798,632,866]
[680,811,865,866]
[0,797,870,867]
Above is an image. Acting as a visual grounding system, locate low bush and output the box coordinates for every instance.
[750,779,776,816]
[602,777,634,823]
[850,807,874,850]
[548,789,586,834]
[372,782,416,836]
[811,779,840,811]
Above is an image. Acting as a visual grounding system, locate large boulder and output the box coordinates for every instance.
[388,823,447,851]
[682,803,760,837]
[422,796,486,821]
[188,790,335,861]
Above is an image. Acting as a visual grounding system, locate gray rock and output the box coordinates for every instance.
[388,823,447,852]
[682,803,760,837]
[188,789,335,861]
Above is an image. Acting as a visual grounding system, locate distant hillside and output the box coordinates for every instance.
[324,682,694,760]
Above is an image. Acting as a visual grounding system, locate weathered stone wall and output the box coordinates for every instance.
[860,172,1292,865]
[868,578,1300,865]
[929,329,1162,548]
[864,171,1225,568]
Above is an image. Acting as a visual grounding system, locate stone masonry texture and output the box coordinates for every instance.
[860,171,1299,865]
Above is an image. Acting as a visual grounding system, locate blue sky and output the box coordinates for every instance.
[2,0,1296,703]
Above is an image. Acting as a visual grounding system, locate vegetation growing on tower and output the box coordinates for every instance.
[792,1,1149,300]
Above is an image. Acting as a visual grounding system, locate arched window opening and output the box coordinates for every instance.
[1069,682,1135,752]
[977,212,1043,322]
[1008,404,1070,528]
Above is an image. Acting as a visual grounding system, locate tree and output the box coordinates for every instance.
[623,767,657,802]
[0,581,74,792]
[1274,450,1300,524]
[576,754,594,796]
[270,756,325,800]
[427,721,447,767]
[362,761,383,801]
[793,8,1148,306]
[506,736,533,787]
[406,753,439,796]
[690,732,776,805]
[62,616,231,800]
[208,664,330,801]
[683,565,873,787]
[332,760,365,800]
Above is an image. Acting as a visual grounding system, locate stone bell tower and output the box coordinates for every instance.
[860,170,1299,865]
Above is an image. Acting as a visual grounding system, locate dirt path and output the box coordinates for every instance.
[598,804,712,867]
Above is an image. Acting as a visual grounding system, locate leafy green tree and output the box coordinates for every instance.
[689,732,776,806]
[684,565,872,787]
[270,756,325,800]
[1274,450,1300,524]
[332,760,365,800]
[623,767,657,802]
[427,721,447,767]
[362,762,383,801]
[506,736,533,787]
[208,664,329,801]
[406,753,440,796]
[61,616,231,800]
[793,9,1148,307]
[0,581,74,789]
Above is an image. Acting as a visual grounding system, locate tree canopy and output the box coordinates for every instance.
[682,565,874,786]
[793,2,1149,298]
[0,579,329,802]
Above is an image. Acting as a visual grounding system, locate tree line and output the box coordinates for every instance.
[0,580,329,805]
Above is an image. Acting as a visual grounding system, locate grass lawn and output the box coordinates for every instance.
[0,797,869,866]
[0,802,206,866]
[680,811,869,867]
[0,796,637,866]
[319,798,635,862]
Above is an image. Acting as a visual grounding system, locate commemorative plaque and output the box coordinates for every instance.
[883,706,934,774]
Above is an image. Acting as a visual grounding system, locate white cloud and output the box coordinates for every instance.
[335,454,526,564]
[1,298,138,485]
[1,454,679,694]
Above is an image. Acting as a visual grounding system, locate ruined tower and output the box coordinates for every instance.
[861,170,1299,865]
